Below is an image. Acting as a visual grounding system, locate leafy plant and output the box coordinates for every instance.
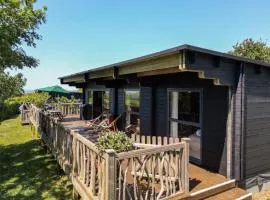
[229,38,270,63]
[54,95,79,103]
[0,92,50,120]
[0,0,47,115]
[97,131,133,153]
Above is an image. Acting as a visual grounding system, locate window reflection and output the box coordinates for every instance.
[169,90,201,137]
[102,91,110,113]
[88,90,93,105]
[125,90,140,128]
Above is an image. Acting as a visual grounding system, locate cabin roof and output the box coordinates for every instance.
[59,44,270,79]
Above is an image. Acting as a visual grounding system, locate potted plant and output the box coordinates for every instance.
[97,131,133,153]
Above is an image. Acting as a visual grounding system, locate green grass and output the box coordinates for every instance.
[0,116,72,200]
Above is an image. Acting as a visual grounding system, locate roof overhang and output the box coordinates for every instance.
[59,44,270,87]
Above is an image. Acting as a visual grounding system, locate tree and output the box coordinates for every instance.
[0,0,47,70]
[230,38,270,64]
[0,0,47,104]
[0,72,26,103]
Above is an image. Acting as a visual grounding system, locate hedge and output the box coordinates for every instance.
[0,92,50,121]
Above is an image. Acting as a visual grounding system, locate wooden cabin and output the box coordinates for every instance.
[59,44,270,193]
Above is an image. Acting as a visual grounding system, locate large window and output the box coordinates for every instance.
[169,90,201,138]
[125,90,140,128]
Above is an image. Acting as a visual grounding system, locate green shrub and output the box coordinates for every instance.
[55,95,79,103]
[97,131,133,153]
[0,92,50,121]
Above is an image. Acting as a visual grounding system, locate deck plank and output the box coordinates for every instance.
[205,187,248,200]
[189,164,226,192]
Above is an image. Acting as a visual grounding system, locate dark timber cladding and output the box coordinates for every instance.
[243,64,270,188]
[59,44,270,189]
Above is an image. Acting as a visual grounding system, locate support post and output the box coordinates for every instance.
[105,149,117,200]
[226,87,233,179]
[181,138,190,194]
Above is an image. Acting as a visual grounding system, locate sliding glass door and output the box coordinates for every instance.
[169,89,202,163]
[87,89,110,118]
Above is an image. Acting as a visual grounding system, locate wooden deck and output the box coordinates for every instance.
[61,115,102,143]
[25,104,252,199]
[205,187,247,200]
[189,163,226,193]
[61,115,230,194]
[61,114,87,130]
[60,115,250,200]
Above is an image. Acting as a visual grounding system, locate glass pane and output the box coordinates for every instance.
[102,91,110,112]
[125,90,140,127]
[178,91,200,123]
[88,90,93,104]
[178,123,201,137]
[170,121,178,138]
[125,90,140,113]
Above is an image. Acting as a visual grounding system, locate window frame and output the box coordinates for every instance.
[167,88,203,134]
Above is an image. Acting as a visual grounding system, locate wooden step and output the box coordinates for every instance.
[184,179,236,200]
[205,187,252,200]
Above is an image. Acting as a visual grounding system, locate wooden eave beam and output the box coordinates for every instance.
[62,74,86,84]
[88,68,114,80]
[118,53,180,75]
[178,51,233,86]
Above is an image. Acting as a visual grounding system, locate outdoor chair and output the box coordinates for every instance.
[88,114,122,132]
[85,111,108,127]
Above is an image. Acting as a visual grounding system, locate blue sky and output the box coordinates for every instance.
[18,0,270,90]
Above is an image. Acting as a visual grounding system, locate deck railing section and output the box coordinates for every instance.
[115,134,190,200]
[72,132,108,200]
[27,104,190,200]
[53,103,81,115]
[20,109,30,124]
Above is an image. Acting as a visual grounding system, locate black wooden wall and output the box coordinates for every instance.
[202,87,228,175]
[140,87,153,136]
[243,65,270,188]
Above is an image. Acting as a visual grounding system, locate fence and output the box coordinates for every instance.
[53,103,80,115]
[28,104,190,200]
[20,109,30,124]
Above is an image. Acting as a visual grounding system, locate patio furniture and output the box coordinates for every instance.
[86,111,108,127]
[47,110,64,120]
[89,114,122,132]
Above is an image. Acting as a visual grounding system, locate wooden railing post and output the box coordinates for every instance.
[181,137,190,194]
[105,149,117,200]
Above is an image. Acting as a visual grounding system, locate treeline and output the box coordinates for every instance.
[0,93,80,121]
[0,93,50,121]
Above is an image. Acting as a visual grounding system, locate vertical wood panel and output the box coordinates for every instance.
[140,87,152,136]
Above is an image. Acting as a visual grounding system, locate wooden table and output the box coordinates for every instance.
[47,110,64,120]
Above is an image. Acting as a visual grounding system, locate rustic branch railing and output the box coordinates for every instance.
[53,103,81,115]
[20,109,30,124]
[27,104,190,200]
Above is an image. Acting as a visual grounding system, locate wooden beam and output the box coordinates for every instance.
[226,87,233,179]
[62,75,85,83]
[137,66,180,77]
[88,68,114,79]
[118,54,180,75]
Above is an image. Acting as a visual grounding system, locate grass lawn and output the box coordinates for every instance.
[0,116,72,200]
